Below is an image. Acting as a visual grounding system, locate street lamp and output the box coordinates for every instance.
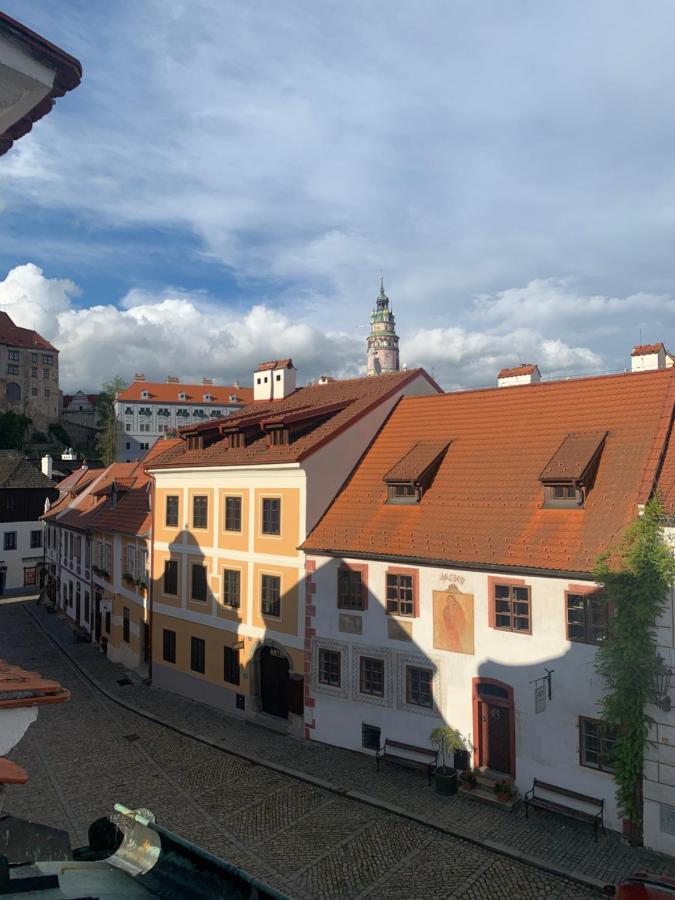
[653,654,673,712]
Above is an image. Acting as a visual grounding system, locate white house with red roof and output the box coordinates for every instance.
[303,345,675,847]
[114,375,253,462]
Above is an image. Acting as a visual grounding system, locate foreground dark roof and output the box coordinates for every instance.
[0,457,54,490]
[0,12,82,157]
[148,370,440,470]
[304,368,675,575]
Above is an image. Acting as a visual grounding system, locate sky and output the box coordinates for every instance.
[2,0,675,392]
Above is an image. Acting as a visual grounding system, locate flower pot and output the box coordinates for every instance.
[434,766,458,796]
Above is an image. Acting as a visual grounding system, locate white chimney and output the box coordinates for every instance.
[233,380,240,389]
[631,343,667,372]
[253,359,296,401]
[61,447,77,460]
[498,364,542,388]
[41,454,53,480]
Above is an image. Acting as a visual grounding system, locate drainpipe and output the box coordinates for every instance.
[148,473,156,683]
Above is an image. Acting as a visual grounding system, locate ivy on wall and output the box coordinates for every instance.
[594,497,675,843]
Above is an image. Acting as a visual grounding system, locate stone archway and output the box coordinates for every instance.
[251,639,293,719]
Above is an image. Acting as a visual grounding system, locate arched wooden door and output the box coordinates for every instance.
[473,678,515,777]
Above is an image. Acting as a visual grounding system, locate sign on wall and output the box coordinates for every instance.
[432,589,475,655]
[534,683,547,714]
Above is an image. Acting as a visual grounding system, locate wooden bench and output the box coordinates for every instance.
[375,739,438,785]
[524,778,605,840]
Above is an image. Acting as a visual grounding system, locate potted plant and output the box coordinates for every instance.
[493,779,515,802]
[430,726,467,795]
[136,577,147,594]
[460,769,477,790]
[122,572,135,587]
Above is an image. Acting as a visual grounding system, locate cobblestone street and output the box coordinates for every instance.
[2,600,654,898]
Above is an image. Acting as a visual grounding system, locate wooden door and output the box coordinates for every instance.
[485,702,511,774]
[260,648,289,719]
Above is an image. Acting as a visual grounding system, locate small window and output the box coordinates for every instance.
[3,532,17,551]
[191,564,208,602]
[261,498,281,535]
[579,717,617,773]
[224,496,242,532]
[566,591,609,644]
[338,567,364,610]
[223,646,240,685]
[31,387,38,396]
[386,483,419,504]
[544,483,583,508]
[163,629,176,663]
[261,573,281,617]
[222,568,241,608]
[31,353,38,363]
[359,657,385,697]
[276,373,281,381]
[43,368,49,379]
[125,406,133,415]
[45,389,51,398]
[406,666,433,708]
[42,354,53,364]
[268,428,288,446]
[7,365,18,375]
[30,530,43,549]
[165,495,179,527]
[31,367,38,377]
[386,572,415,616]
[494,583,531,633]
[318,648,341,686]
[192,495,208,529]
[8,350,19,361]
[123,607,130,643]
[190,636,206,674]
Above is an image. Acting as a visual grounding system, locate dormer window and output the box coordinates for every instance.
[229,394,238,402]
[178,392,187,401]
[383,441,450,505]
[140,390,150,400]
[540,431,607,509]
[268,427,289,447]
[203,392,213,401]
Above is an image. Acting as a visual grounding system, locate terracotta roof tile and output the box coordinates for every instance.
[0,758,28,785]
[384,441,450,483]
[117,381,252,405]
[0,311,56,351]
[540,431,607,482]
[148,370,440,470]
[498,363,539,378]
[0,659,69,709]
[632,343,665,356]
[254,358,294,372]
[304,369,675,575]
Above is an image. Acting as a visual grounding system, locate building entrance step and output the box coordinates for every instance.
[460,783,520,812]
[247,713,289,735]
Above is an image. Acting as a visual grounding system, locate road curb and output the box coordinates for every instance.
[26,604,609,895]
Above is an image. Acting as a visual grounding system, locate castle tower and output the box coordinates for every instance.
[367,278,400,376]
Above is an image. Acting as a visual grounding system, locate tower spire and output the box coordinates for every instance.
[367,277,400,376]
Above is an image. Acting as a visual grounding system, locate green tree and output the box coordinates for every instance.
[0,410,32,449]
[95,376,126,466]
[594,497,675,844]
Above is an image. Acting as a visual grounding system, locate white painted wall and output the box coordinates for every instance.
[308,554,621,830]
[631,349,666,372]
[0,520,44,592]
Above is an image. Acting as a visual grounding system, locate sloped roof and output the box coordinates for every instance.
[498,363,539,378]
[304,368,675,576]
[0,457,54,490]
[632,343,664,356]
[539,431,607,483]
[148,370,440,470]
[254,359,294,372]
[0,659,69,709]
[117,381,253,405]
[0,12,82,157]
[0,311,56,351]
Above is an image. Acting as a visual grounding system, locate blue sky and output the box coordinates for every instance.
[2,0,675,390]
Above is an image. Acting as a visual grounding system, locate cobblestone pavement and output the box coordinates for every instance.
[3,601,651,898]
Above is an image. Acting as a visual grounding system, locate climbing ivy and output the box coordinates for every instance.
[594,497,675,842]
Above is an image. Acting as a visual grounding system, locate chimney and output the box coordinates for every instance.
[41,454,53,480]
[253,359,297,401]
[61,447,77,461]
[233,380,240,390]
[631,343,668,372]
[498,363,541,388]
[166,375,180,383]
[201,377,214,386]
[134,373,146,382]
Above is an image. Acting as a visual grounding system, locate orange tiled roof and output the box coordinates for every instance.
[148,370,440,470]
[117,381,253,405]
[498,363,539,378]
[0,659,69,709]
[303,368,675,575]
[254,358,294,372]
[632,343,665,356]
